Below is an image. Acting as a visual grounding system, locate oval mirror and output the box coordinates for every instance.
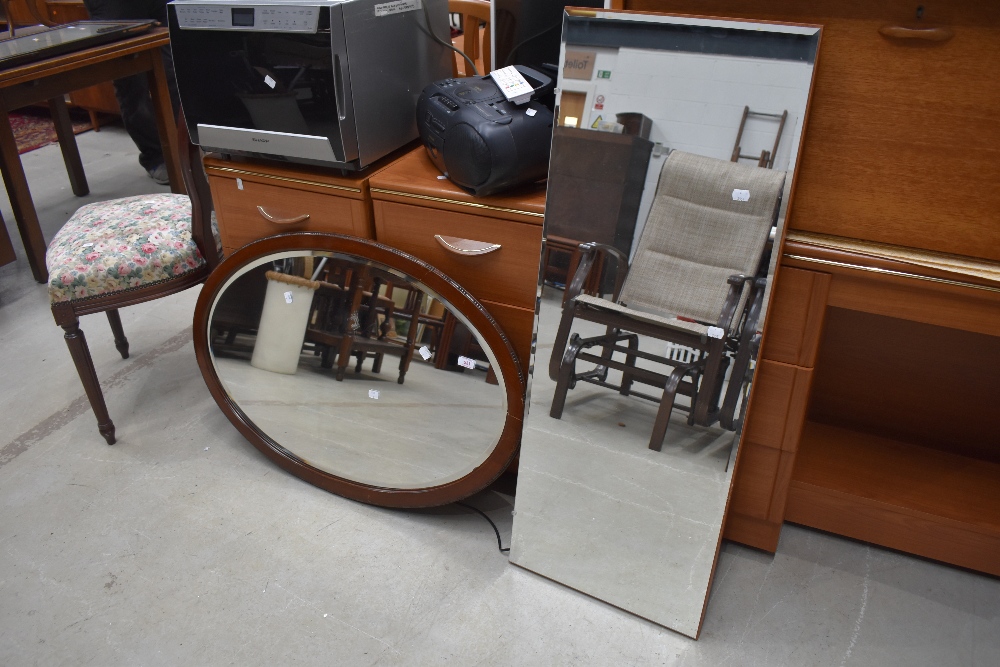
[194,233,524,507]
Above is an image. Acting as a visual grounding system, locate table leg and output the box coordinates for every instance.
[49,96,89,197]
[146,51,185,196]
[0,211,16,267]
[0,104,48,283]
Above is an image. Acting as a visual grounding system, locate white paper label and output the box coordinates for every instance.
[457,356,477,370]
[236,178,244,190]
[706,326,725,339]
[525,108,537,117]
[264,75,276,89]
[490,66,534,104]
[374,0,421,17]
[732,189,750,202]
[82,242,93,247]
[283,291,294,304]
[418,346,432,361]
[368,389,380,399]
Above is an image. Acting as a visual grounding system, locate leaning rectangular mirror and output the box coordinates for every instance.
[510,10,821,638]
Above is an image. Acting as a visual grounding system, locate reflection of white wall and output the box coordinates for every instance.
[558,45,812,253]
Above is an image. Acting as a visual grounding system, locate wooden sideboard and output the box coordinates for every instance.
[369,148,546,377]
[204,146,545,383]
[204,154,394,255]
[615,0,1000,574]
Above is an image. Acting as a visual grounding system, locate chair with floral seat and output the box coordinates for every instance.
[46,111,220,445]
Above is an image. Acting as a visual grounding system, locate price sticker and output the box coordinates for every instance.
[732,189,750,202]
[457,356,477,370]
[284,291,294,304]
[368,389,380,400]
[418,346,432,361]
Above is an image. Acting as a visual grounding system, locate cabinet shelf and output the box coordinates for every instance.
[786,421,1000,575]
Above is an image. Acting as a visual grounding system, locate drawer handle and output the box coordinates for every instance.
[435,235,501,256]
[256,206,310,225]
[878,25,953,42]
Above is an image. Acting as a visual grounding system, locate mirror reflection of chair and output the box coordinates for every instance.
[46,111,221,444]
[548,150,785,451]
[305,265,424,384]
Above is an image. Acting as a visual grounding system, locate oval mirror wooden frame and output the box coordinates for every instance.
[193,232,525,508]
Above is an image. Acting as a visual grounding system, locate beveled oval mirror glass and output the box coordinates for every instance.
[207,250,509,490]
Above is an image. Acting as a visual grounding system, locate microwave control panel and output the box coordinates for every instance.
[173,3,323,33]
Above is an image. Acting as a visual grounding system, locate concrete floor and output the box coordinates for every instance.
[1,125,998,666]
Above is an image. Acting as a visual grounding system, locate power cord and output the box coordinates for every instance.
[456,501,510,553]
[422,2,479,76]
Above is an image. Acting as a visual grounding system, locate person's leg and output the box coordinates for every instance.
[109,73,164,174]
[82,0,174,182]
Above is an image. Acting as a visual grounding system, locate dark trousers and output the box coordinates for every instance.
[82,0,179,171]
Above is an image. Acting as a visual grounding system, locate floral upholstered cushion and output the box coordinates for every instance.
[47,194,208,303]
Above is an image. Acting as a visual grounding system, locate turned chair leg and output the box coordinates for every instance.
[106,309,130,359]
[60,318,116,445]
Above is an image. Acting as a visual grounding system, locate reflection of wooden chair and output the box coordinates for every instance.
[306,266,424,384]
[46,111,220,444]
[449,0,491,76]
[549,151,785,450]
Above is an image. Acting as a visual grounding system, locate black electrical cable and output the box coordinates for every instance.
[422,2,479,76]
[502,21,561,68]
[456,501,510,553]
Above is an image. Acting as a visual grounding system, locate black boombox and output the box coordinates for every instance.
[416,66,554,196]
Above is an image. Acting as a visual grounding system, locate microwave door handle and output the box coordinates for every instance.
[333,54,347,121]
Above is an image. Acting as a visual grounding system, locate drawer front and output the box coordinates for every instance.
[209,175,372,250]
[373,200,543,309]
[480,298,535,376]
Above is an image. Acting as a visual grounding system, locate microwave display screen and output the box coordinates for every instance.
[231,8,254,27]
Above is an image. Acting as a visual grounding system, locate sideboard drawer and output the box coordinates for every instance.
[373,200,543,310]
[209,176,371,251]
[480,298,535,374]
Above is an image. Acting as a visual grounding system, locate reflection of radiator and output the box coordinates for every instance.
[665,342,698,365]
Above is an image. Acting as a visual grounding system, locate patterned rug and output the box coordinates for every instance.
[8,108,93,154]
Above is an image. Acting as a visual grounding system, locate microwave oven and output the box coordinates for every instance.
[168,0,452,169]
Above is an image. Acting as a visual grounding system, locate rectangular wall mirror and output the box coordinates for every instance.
[510,10,821,639]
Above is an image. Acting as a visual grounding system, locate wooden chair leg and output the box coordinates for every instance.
[60,318,116,445]
[335,335,353,381]
[106,309,130,359]
[620,333,639,396]
[549,333,581,419]
[649,366,689,451]
[549,304,578,381]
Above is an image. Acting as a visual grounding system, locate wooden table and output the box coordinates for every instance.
[0,27,182,284]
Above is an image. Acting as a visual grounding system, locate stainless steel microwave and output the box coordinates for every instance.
[168,0,451,169]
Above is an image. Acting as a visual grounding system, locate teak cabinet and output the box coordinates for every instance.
[617,0,1000,575]
[204,146,545,383]
[369,148,546,376]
